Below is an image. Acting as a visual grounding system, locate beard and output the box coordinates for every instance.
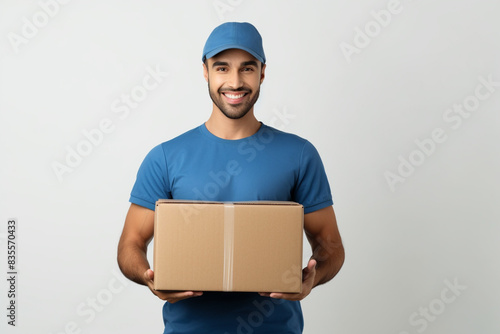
[208,81,261,120]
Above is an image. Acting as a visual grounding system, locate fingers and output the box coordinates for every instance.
[144,269,154,282]
[308,258,317,270]
[259,289,302,301]
[155,290,204,303]
[260,291,300,301]
[259,260,318,301]
[303,258,317,275]
[143,269,203,303]
[302,259,317,281]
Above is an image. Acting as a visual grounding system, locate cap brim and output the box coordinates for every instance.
[203,44,265,64]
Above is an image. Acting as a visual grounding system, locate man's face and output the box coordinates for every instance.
[204,48,266,120]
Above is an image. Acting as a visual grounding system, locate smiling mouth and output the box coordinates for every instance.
[223,92,246,99]
[222,91,249,104]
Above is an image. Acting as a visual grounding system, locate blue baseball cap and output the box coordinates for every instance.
[202,22,266,64]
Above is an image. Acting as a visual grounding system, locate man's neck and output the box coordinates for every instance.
[205,107,261,140]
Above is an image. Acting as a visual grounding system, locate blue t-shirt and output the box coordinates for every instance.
[130,123,333,334]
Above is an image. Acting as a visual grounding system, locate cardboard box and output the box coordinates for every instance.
[153,200,303,293]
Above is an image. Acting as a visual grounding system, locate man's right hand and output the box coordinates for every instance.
[143,269,203,303]
[118,204,203,304]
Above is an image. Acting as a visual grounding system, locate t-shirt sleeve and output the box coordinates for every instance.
[129,144,171,211]
[293,140,333,214]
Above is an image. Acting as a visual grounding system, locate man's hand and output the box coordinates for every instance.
[144,269,203,303]
[118,205,203,304]
[258,259,317,301]
[258,206,345,301]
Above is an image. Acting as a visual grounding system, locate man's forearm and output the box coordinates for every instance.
[312,242,345,288]
[117,243,151,286]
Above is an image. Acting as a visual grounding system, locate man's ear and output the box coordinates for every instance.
[260,63,266,84]
[203,62,209,82]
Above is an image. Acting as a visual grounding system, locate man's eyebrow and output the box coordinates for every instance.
[212,61,229,68]
[241,60,258,67]
[211,60,259,68]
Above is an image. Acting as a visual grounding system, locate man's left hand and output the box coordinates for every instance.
[259,259,317,301]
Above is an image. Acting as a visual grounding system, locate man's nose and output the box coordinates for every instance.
[227,70,243,89]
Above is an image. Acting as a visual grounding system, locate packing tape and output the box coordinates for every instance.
[223,203,235,291]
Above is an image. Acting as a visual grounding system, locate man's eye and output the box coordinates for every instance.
[242,67,254,72]
[216,67,227,72]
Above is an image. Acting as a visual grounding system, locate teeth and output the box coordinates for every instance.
[224,93,245,99]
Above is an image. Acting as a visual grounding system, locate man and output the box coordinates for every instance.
[117,22,344,333]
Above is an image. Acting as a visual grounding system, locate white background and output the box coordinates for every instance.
[1,0,499,333]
